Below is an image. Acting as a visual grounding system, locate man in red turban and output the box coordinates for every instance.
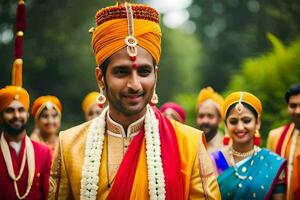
[160,102,186,123]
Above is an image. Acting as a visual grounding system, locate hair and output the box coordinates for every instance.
[225,102,258,120]
[285,83,300,103]
[98,58,110,76]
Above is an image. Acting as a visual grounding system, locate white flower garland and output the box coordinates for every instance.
[80,107,107,200]
[145,105,166,200]
[80,105,166,200]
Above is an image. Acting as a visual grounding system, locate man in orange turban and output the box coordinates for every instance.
[30,95,62,153]
[0,1,51,199]
[50,2,220,200]
[0,87,52,199]
[196,87,224,154]
[81,91,104,121]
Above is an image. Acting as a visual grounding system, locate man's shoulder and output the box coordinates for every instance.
[169,120,203,148]
[59,121,92,143]
[170,120,202,139]
[269,124,288,137]
[57,121,93,156]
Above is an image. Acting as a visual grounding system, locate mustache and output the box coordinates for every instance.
[199,124,211,129]
[122,90,144,97]
[9,117,25,123]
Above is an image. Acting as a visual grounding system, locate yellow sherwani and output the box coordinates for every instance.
[49,118,220,199]
[267,123,300,199]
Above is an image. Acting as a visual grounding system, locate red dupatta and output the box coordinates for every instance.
[275,123,293,156]
[107,107,184,200]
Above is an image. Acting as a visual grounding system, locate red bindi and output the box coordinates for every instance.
[132,61,139,69]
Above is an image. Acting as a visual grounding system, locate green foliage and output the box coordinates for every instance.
[226,34,300,143]
[190,0,300,91]
[157,26,203,104]
[172,92,198,127]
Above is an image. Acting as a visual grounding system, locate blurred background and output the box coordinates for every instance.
[1,0,300,144]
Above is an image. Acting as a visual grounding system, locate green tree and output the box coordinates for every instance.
[189,0,300,91]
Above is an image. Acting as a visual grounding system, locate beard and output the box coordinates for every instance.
[292,114,300,127]
[198,123,219,142]
[106,86,152,117]
[2,119,27,137]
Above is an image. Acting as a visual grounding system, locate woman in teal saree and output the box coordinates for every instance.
[211,91,286,200]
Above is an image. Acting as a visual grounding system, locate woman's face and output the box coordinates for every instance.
[37,107,61,135]
[86,103,103,121]
[226,106,260,146]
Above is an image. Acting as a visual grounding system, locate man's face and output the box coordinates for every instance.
[288,94,300,125]
[1,100,28,136]
[97,46,157,117]
[196,100,221,142]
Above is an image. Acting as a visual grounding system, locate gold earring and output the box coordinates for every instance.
[253,130,261,146]
[97,87,106,107]
[150,88,159,105]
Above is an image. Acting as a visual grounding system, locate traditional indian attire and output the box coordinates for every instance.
[211,148,286,200]
[212,91,287,199]
[30,95,62,154]
[0,133,52,200]
[267,123,300,199]
[49,107,220,199]
[196,87,224,153]
[0,87,52,199]
[49,3,220,199]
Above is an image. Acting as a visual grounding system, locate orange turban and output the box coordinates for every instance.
[222,91,262,119]
[196,87,224,112]
[32,95,62,120]
[92,4,161,66]
[0,85,30,112]
[82,92,100,114]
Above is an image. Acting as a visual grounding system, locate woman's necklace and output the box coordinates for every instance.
[229,145,259,181]
[232,147,255,158]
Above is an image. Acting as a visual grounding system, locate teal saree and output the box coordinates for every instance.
[212,148,286,200]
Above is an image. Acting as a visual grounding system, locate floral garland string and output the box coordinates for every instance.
[80,105,166,200]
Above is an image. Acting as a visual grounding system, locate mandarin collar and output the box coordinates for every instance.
[106,111,145,138]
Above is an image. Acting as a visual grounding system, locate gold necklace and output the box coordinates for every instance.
[229,146,259,180]
[0,133,35,199]
[232,147,255,158]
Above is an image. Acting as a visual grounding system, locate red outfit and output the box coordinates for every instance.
[0,135,52,200]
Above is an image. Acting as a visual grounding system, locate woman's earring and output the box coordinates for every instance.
[223,133,230,145]
[253,130,261,146]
